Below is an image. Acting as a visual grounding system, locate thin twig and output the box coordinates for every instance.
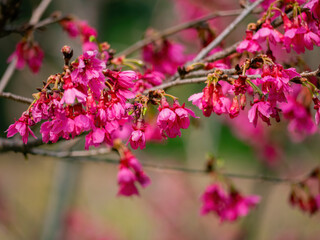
[0,92,33,104]
[0,58,17,93]
[29,147,112,158]
[29,0,52,26]
[34,14,69,30]
[116,9,243,57]
[14,147,298,184]
[192,0,264,62]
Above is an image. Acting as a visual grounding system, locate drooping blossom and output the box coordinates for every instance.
[201,183,260,222]
[8,40,44,73]
[157,98,196,138]
[248,99,275,126]
[188,82,231,117]
[60,19,79,38]
[280,96,317,141]
[289,168,320,215]
[253,19,283,51]
[6,112,37,144]
[129,129,146,150]
[117,149,150,196]
[237,30,262,53]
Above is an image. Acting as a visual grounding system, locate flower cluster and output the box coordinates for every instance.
[117,148,150,196]
[157,97,197,138]
[60,19,98,51]
[8,40,44,73]
[201,183,260,222]
[238,2,320,59]
[289,168,320,215]
[6,43,198,197]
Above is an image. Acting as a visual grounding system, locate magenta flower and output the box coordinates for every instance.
[8,40,44,73]
[221,192,260,222]
[6,112,37,144]
[157,108,177,130]
[200,184,228,216]
[248,99,273,127]
[282,14,307,54]
[71,51,106,86]
[143,39,188,75]
[78,21,98,43]
[189,83,231,117]
[280,96,317,141]
[117,149,150,197]
[141,70,164,86]
[253,20,283,46]
[129,129,146,150]
[117,70,137,89]
[60,19,79,38]
[201,183,260,222]
[237,30,262,53]
[229,97,240,119]
[61,74,87,105]
[304,27,320,51]
[85,127,107,150]
[157,99,196,139]
[117,167,139,196]
[305,0,320,19]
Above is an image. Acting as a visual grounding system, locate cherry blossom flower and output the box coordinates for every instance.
[71,51,106,87]
[157,99,196,138]
[129,129,146,150]
[8,40,44,73]
[237,30,262,53]
[117,149,150,196]
[6,112,37,144]
[201,183,260,222]
[60,19,79,38]
[189,82,231,117]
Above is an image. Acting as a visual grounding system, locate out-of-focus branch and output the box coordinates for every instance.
[0,59,17,93]
[0,92,33,104]
[192,0,264,62]
[29,0,52,26]
[33,13,69,30]
[116,9,244,57]
[29,147,113,158]
[9,146,300,184]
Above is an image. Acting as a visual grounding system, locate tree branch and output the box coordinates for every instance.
[0,92,33,104]
[192,0,264,62]
[0,58,17,93]
[0,137,44,153]
[29,0,52,26]
[8,146,299,184]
